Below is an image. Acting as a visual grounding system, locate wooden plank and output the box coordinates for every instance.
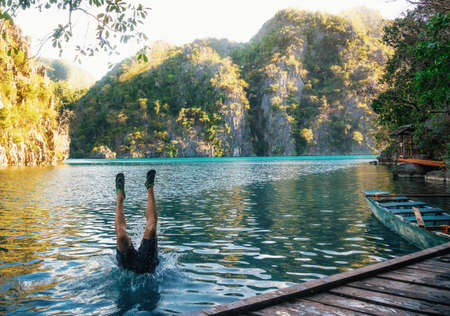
[408,262,449,274]
[397,266,450,279]
[402,194,450,197]
[390,208,443,215]
[306,292,415,315]
[413,207,425,228]
[330,286,450,315]
[397,158,446,167]
[379,270,450,290]
[404,215,450,223]
[249,298,366,316]
[349,277,450,305]
[190,243,450,316]
[422,257,450,268]
[375,196,409,202]
[362,190,391,197]
[382,201,426,207]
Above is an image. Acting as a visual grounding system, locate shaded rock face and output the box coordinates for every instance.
[89,145,116,159]
[242,9,387,155]
[378,148,394,163]
[0,19,70,167]
[258,55,304,155]
[0,128,70,167]
[395,163,426,177]
[425,170,450,183]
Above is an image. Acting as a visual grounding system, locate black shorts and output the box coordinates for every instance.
[116,237,158,274]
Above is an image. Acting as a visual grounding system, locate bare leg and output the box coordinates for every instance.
[143,186,157,239]
[115,190,131,252]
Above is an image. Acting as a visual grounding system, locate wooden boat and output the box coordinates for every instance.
[363,190,450,249]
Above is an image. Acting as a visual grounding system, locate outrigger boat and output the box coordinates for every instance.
[363,190,450,249]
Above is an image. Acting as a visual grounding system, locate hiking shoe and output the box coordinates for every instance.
[145,169,156,189]
[116,173,125,198]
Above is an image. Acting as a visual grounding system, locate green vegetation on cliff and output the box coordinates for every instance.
[371,2,449,160]
[70,42,251,158]
[0,18,88,166]
[39,58,95,90]
[0,18,73,166]
[232,8,390,155]
[71,8,390,158]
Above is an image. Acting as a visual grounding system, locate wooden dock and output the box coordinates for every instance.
[188,242,450,315]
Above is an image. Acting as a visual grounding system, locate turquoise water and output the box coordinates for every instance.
[0,156,448,314]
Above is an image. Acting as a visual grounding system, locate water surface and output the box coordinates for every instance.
[0,156,448,314]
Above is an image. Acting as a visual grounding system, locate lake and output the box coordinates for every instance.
[0,156,448,314]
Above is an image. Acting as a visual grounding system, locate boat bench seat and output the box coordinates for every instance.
[363,190,390,196]
[376,197,409,202]
[391,208,443,214]
[405,215,450,224]
[382,201,426,208]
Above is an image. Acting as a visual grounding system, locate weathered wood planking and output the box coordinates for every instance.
[413,206,425,227]
[186,242,450,316]
[248,299,368,316]
[349,277,450,305]
[379,268,450,289]
[330,285,449,315]
[305,293,413,316]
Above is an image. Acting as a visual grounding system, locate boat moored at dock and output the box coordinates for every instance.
[363,190,450,249]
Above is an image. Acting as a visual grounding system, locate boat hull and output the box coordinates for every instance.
[366,198,450,249]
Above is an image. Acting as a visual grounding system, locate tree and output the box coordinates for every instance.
[0,0,151,61]
[371,1,449,159]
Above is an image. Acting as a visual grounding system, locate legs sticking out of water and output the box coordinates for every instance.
[115,173,131,252]
[144,170,157,240]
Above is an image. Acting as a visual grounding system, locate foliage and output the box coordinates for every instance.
[39,58,95,89]
[0,0,150,60]
[230,9,389,155]
[371,3,449,159]
[69,8,391,158]
[70,43,249,158]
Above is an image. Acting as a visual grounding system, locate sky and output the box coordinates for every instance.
[13,0,413,80]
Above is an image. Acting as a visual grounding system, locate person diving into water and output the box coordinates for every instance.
[115,170,159,273]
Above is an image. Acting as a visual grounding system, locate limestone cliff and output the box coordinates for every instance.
[233,9,389,155]
[70,43,252,158]
[0,19,70,166]
[70,8,390,158]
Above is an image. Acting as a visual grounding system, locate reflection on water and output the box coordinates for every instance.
[0,158,448,314]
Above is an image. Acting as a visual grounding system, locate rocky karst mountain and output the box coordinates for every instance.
[70,8,390,158]
[0,8,391,165]
[39,58,96,90]
[70,42,252,158]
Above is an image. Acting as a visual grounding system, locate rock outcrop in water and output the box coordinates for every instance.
[0,19,70,166]
[69,8,389,158]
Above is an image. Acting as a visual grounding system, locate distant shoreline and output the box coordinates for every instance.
[64,155,377,165]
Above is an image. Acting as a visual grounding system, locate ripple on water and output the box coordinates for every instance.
[0,158,429,314]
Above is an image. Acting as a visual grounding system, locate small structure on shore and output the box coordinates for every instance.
[389,124,414,160]
[376,124,448,182]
